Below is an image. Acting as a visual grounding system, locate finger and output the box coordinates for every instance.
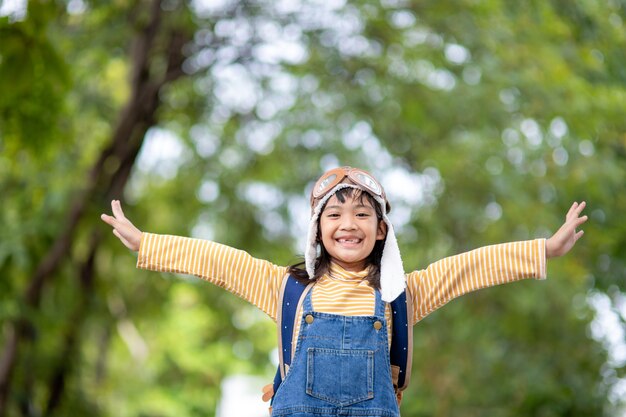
[100,213,116,226]
[566,202,578,219]
[113,227,127,240]
[574,201,587,216]
[574,215,588,227]
[113,229,136,250]
[113,229,130,246]
[574,230,584,242]
[111,200,126,220]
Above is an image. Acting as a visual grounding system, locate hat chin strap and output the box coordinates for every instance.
[305,183,406,302]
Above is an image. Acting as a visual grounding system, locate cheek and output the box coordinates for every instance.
[318,221,332,242]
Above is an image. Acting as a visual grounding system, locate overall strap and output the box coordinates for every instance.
[389,289,413,393]
[373,287,385,317]
[271,275,313,400]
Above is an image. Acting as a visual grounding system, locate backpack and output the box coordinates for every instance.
[262,274,413,405]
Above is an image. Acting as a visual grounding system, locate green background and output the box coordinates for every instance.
[1,0,625,416]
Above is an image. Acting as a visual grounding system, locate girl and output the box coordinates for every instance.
[101,166,587,417]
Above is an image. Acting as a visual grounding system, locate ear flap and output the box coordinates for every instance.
[379,220,406,302]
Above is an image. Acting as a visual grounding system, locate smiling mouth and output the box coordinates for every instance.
[337,238,362,244]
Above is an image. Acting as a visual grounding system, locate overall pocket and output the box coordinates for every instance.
[305,347,374,407]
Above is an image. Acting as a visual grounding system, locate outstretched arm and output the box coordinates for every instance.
[546,201,588,259]
[407,201,588,324]
[100,199,287,320]
[100,200,143,251]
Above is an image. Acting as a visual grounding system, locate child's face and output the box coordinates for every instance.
[319,193,387,272]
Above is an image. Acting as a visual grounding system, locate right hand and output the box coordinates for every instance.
[100,200,143,252]
[546,201,588,259]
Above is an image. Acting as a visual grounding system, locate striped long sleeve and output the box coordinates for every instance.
[407,239,546,324]
[137,233,288,320]
[136,233,546,329]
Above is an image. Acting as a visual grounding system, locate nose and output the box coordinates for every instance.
[339,215,357,230]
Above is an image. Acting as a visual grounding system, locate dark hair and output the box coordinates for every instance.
[288,187,386,289]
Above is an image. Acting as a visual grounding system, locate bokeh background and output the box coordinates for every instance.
[1,0,625,416]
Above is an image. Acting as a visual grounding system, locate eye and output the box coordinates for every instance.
[356,211,371,218]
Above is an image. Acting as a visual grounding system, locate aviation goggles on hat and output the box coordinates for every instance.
[310,166,390,212]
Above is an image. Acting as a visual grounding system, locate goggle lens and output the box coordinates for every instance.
[316,173,338,196]
[352,172,382,196]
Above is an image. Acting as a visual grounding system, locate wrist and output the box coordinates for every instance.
[134,232,144,252]
[545,237,555,259]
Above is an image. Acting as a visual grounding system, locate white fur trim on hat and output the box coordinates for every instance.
[304,183,406,302]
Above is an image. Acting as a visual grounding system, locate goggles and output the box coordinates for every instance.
[310,166,390,213]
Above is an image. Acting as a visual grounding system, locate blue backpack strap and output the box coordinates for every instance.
[389,289,413,392]
[272,274,312,401]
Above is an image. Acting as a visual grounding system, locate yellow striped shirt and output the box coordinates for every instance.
[137,233,546,346]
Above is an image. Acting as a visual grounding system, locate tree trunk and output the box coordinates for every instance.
[44,233,100,416]
[0,1,189,414]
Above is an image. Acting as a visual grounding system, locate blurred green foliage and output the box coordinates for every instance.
[1,0,625,416]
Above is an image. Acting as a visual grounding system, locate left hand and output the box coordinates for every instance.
[546,201,588,259]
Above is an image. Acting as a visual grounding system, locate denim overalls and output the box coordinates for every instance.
[271,288,400,417]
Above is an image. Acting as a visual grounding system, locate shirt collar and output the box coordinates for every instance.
[328,262,369,281]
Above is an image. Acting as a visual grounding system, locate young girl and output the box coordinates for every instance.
[101,166,587,417]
